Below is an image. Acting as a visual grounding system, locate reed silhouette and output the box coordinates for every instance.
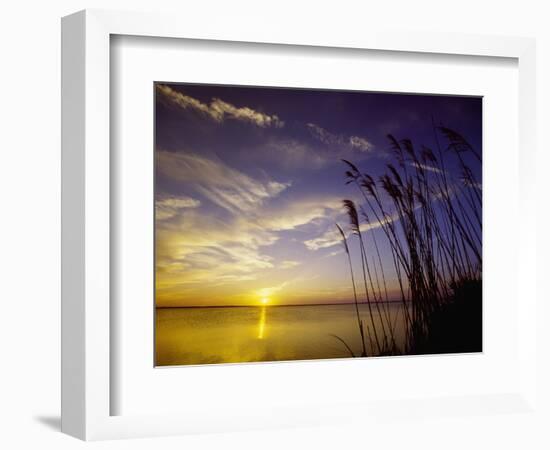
[334,124,482,356]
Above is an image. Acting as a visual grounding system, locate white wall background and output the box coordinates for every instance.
[0,1,548,449]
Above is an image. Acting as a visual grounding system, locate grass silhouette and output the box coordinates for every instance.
[334,123,482,356]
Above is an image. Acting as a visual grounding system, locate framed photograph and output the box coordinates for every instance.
[62,9,537,440]
[153,83,483,367]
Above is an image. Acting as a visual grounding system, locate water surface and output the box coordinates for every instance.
[156,303,406,366]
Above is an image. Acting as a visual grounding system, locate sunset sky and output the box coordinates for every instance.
[155,83,482,307]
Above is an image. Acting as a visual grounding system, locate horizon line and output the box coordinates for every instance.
[156,300,407,309]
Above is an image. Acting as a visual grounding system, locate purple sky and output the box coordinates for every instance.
[154,83,482,307]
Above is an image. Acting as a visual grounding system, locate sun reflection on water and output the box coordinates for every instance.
[156,303,408,366]
[257,306,267,339]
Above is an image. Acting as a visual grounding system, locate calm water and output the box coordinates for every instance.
[156,303,407,366]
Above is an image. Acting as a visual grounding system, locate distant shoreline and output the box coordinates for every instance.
[156,301,407,309]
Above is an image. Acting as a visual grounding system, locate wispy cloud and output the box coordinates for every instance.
[156,195,201,220]
[307,123,373,153]
[255,197,342,231]
[349,136,373,152]
[157,84,284,128]
[253,133,375,173]
[306,123,341,147]
[303,227,342,251]
[410,161,443,174]
[157,150,291,214]
[304,213,399,251]
[262,139,329,170]
[279,260,301,269]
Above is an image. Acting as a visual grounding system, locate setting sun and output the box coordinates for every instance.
[260,297,270,305]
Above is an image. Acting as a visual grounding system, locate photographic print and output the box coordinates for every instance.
[154,83,482,366]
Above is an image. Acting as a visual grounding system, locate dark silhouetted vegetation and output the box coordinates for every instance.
[335,124,482,356]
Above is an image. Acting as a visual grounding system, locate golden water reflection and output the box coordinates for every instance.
[155,303,407,366]
[257,306,267,339]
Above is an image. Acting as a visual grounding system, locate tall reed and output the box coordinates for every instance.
[335,124,482,356]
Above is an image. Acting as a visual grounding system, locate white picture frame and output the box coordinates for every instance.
[61,9,537,441]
